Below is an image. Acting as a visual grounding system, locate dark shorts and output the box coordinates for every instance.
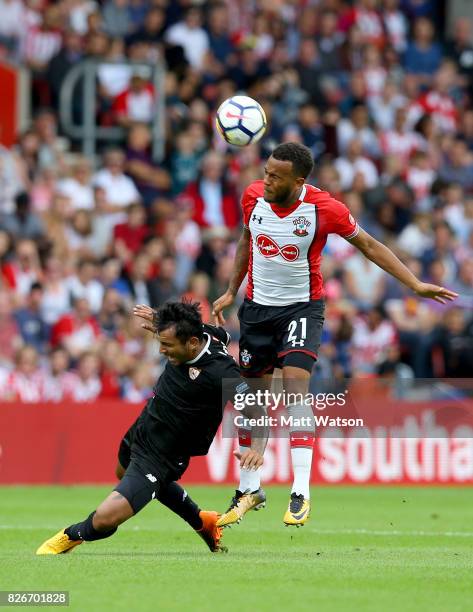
[238,298,325,376]
[117,418,138,470]
[115,415,189,514]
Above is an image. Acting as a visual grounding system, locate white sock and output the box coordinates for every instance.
[286,403,314,500]
[238,465,261,493]
[290,447,312,499]
[237,429,261,492]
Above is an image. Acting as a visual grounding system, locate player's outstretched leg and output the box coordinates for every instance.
[36,491,133,555]
[116,459,226,553]
[158,482,227,553]
[217,430,266,528]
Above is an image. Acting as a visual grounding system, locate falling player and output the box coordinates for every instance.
[213,142,458,527]
[37,302,267,555]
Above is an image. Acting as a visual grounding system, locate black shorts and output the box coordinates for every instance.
[117,418,138,470]
[238,298,325,376]
[114,444,189,514]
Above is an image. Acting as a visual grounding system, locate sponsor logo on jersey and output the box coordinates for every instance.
[252,214,263,224]
[189,367,201,380]
[146,473,157,483]
[293,216,311,237]
[240,349,252,368]
[256,234,299,262]
[348,213,356,226]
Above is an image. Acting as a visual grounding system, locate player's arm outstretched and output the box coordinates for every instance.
[348,228,458,303]
[212,227,251,325]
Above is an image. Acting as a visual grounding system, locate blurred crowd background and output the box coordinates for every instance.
[0,0,472,403]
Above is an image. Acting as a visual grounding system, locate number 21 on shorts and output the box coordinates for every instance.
[287,317,307,347]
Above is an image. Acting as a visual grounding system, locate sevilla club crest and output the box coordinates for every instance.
[293,216,311,237]
[189,367,201,380]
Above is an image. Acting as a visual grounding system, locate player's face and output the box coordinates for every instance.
[157,327,199,365]
[263,157,305,205]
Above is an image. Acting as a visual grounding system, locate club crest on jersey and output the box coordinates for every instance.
[189,367,201,380]
[240,349,252,368]
[293,216,311,237]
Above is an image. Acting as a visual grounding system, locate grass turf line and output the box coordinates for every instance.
[1,485,472,612]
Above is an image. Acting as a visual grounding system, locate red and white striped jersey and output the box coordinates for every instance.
[242,181,359,306]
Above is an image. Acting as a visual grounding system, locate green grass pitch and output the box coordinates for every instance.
[1,485,472,612]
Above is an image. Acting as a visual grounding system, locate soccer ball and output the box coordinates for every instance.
[216,95,267,147]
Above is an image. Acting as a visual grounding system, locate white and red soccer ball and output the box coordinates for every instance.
[216,95,267,146]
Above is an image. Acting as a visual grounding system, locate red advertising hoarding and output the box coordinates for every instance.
[1,399,472,485]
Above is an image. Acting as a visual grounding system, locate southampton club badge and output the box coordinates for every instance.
[189,367,201,380]
[293,216,311,237]
[240,349,252,368]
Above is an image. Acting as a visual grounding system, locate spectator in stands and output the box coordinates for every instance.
[125,123,170,207]
[126,6,165,48]
[102,0,131,39]
[97,287,126,338]
[113,68,155,127]
[93,148,141,227]
[113,203,149,266]
[71,351,102,401]
[351,305,398,375]
[40,256,71,326]
[46,29,84,109]
[145,254,178,305]
[23,6,63,107]
[434,307,473,377]
[165,6,209,70]
[65,210,100,260]
[14,281,49,354]
[2,239,43,301]
[0,143,25,214]
[66,259,104,314]
[1,191,45,242]
[438,139,473,190]
[0,0,24,60]
[122,363,154,402]
[123,252,155,307]
[181,272,211,323]
[0,290,21,367]
[4,345,44,402]
[99,338,129,398]
[403,16,442,81]
[42,347,75,402]
[51,296,101,360]
[57,158,95,211]
[185,152,239,229]
[334,139,379,191]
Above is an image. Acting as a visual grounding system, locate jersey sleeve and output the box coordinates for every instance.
[217,359,252,407]
[205,324,231,346]
[326,197,359,239]
[241,181,263,227]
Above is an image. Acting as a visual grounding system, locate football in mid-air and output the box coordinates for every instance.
[216,95,267,146]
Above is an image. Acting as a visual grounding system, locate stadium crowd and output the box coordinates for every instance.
[0,0,473,402]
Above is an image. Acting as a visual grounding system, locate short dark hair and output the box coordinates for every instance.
[154,301,203,343]
[271,142,314,179]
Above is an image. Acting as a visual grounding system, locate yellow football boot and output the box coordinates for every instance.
[216,488,266,527]
[36,529,83,555]
[283,493,310,527]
